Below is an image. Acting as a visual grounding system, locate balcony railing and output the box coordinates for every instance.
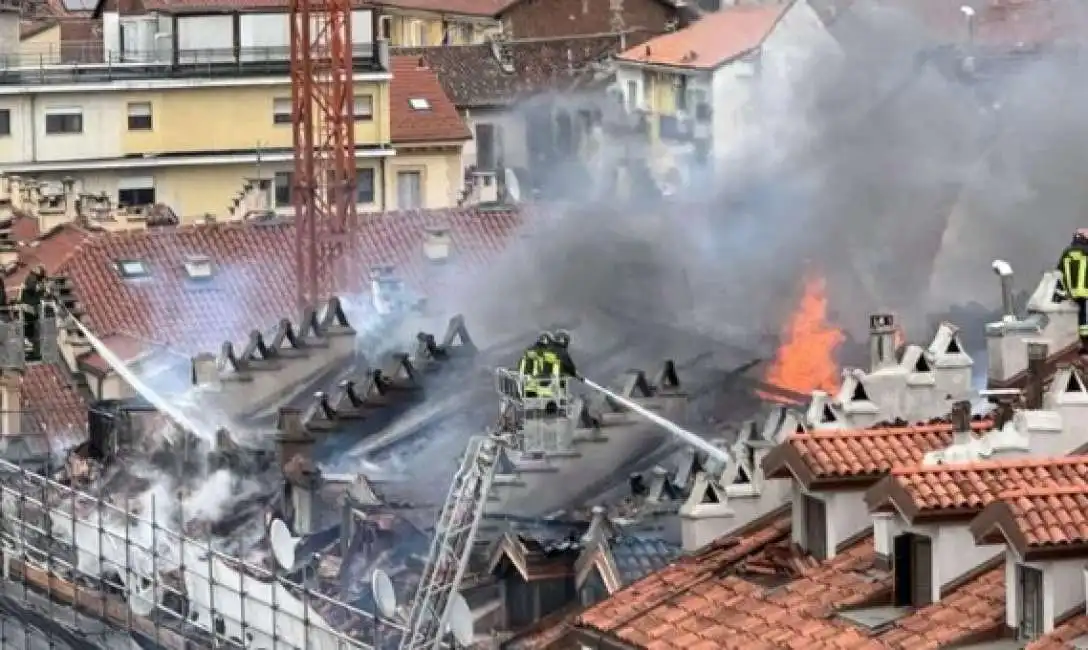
[1,41,383,85]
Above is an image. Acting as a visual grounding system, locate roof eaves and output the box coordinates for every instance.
[864,474,924,523]
[761,439,816,486]
[969,500,1030,553]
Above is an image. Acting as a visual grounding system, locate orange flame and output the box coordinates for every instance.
[763,277,845,398]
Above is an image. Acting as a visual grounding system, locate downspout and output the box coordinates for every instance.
[379,156,387,211]
[29,94,37,163]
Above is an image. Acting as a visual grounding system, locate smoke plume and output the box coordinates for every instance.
[435,0,1088,355]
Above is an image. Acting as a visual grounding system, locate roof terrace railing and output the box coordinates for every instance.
[0,42,381,85]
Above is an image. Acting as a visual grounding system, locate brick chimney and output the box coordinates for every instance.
[1025,340,1048,410]
[869,313,897,372]
[949,399,972,445]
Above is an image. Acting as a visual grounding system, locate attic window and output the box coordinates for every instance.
[946,337,962,354]
[116,259,149,278]
[914,355,931,372]
[408,98,431,111]
[184,255,215,280]
[851,381,870,402]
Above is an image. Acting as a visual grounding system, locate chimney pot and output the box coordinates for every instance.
[950,399,972,432]
[869,313,896,371]
[1025,340,1048,410]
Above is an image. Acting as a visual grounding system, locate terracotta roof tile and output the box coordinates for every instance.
[137,0,511,14]
[8,224,98,294]
[973,484,1088,552]
[876,566,1005,648]
[879,456,1088,518]
[389,56,471,144]
[394,33,628,107]
[578,524,892,649]
[1028,614,1088,650]
[77,333,157,375]
[19,363,90,450]
[764,420,992,484]
[59,207,521,354]
[616,5,788,70]
[8,215,42,243]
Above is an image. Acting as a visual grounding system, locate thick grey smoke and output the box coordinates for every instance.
[434,0,1088,359]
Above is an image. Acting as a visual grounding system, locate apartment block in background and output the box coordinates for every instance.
[0,0,395,223]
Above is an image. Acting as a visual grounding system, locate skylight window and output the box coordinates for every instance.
[184,255,215,280]
[408,98,431,111]
[116,259,149,279]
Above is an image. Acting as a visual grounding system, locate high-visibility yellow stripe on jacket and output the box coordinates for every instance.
[1064,249,1088,299]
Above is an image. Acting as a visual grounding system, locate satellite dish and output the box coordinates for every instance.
[371,569,397,618]
[269,518,301,570]
[446,593,473,647]
[504,168,521,203]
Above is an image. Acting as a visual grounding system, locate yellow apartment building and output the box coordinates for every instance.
[375,0,502,47]
[0,3,467,223]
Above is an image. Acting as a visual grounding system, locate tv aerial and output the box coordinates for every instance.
[446,593,474,647]
[371,568,398,619]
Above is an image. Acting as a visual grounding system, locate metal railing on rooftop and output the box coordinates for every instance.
[1,42,382,85]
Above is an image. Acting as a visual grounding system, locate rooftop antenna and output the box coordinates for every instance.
[372,568,398,618]
[446,592,474,647]
[610,0,626,50]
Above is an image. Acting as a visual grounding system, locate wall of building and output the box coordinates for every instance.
[19,24,62,63]
[911,523,1003,604]
[386,148,463,210]
[0,80,390,166]
[500,0,675,39]
[386,12,495,46]
[0,92,125,164]
[461,107,529,171]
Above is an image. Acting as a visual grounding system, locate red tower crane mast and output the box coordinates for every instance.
[289,0,359,311]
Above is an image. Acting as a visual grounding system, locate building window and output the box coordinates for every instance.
[0,109,9,136]
[892,533,933,608]
[274,172,292,207]
[409,98,431,111]
[126,102,153,130]
[273,98,291,125]
[116,259,149,279]
[626,80,638,110]
[379,14,392,40]
[675,76,689,111]
[407,20,425,46]
[117,176,155,208]
[353,95,373,121]
[356,168,375,204]
[396,170,422,209]
[1017,564,1044,640]
[475,122,501,170]
[44,108,83,135]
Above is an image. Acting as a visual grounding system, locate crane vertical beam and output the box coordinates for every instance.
[289,0,359,312]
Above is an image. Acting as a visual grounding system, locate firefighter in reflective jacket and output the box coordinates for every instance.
[519,332,556,398]
[549,329,579,379]
[1059,229,1088,353]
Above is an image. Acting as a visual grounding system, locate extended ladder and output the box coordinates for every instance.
[399,433,502,650]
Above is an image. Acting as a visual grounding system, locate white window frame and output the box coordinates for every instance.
[379,14,392,40]
[126,101,153,131]
[408,19,425,46]
[44,107,83,135]
[0,108,11,137]
[273,98,291,125]
[396,170,423,210]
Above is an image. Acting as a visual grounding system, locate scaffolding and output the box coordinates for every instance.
[0,455,407,650]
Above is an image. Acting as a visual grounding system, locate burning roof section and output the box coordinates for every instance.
[58,207,522,354]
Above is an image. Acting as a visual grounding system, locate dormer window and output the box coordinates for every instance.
[116,259,149,279]
[408,98,431,111]
[183,255,214,280]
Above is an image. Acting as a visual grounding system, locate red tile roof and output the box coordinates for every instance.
[616,5,788,70]
[867,456,1088,522]
[20,363,89,449]
[7,224,97,297]
[137,0,513,15]
[762,420,992,488]
[77,333,157,375]
[389,56,472,144]
[8,215,42,243]
[575,515,892,649]
[971,484,1088,557]
[877,566,1006,648]
[1028,615,1088,650]
[59,207,522,354]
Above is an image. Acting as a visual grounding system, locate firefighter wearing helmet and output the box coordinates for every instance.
[1059,229,1088,353]
[518,332,556,398]
[549,329,580,379]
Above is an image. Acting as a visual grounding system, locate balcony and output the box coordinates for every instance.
[0,41,387,85]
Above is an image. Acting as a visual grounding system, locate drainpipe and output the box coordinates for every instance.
[379,157,388,211]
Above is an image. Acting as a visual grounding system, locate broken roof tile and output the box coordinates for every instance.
[616,5,789,70]
[59,207,521,354]
[762,420,992,488]
[389,55,472,144]
[867,455,1088,522]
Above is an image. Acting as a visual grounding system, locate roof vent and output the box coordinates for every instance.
[116,259,149,279]
[422,227,452,262]
[184,255,215,280]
